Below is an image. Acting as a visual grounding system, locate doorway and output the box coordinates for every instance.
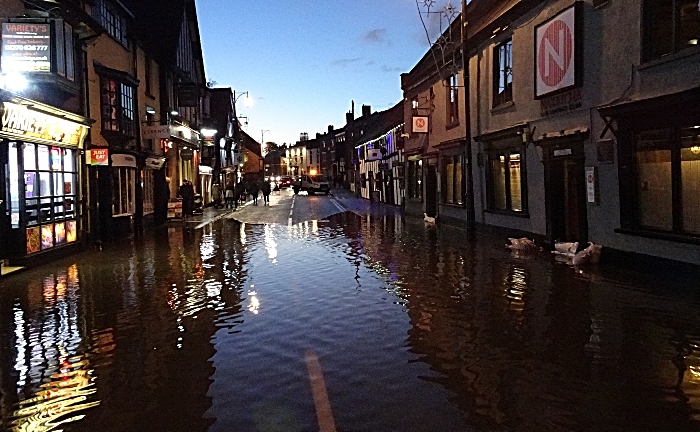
[546,155,588,244]
[425,165,438,218]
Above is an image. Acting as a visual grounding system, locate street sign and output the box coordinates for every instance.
[535,4,577,97]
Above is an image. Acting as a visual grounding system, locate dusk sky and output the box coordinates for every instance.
[197,0,451,146]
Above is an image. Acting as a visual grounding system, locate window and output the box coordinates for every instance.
[94,0,129,47]
[100,77,136,137]
[17,143,79,253]
[407,159,423,200]
[643,0,700,61]
[446,73,459,125]
[632,126,700,234]
[113,167,135,216]
[443,154,465,205]
[493,39,513,107]
[144,57,153,96]
[487,147,525,213]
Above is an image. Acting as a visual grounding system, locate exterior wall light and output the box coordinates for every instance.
[0,72,28,92]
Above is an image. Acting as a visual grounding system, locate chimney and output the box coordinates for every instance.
[328,125,334,133]
[346,111,354,125]
[362,104,371,117]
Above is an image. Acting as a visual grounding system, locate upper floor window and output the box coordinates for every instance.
[94,0,129,48]
[100,77,136,137]
[446,73,459,125]
[643,0,700,61]
[493,38,513,107]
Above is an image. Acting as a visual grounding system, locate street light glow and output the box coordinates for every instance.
[0,72,28,92]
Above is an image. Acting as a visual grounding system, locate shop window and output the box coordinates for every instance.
[643,0,700,61]
[631,126,700,234]
[446,73,459,126]
[100,77,136,137]
[113,167,135,216]
[493,38,513,107]
[487,147,526,213]
[407,159,423,200]
[442,154,465,205]
[16,143,79,253]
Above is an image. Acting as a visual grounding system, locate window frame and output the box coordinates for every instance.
[99,76,136,138]
[445,73,459,127]
[442,153,466,205]
[485,144,528,215]
[642,0,700,62]
[624,124,700,236]
[493,38,513,107]
[407,159,423,200]
[94,0,130,48]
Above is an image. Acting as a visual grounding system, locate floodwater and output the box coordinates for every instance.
[1,211,700,432]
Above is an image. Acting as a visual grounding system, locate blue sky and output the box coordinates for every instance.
[197,0,450,146]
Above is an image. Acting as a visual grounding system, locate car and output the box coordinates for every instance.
[278,176,293,189]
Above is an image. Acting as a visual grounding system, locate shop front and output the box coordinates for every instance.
[0,93,90,268]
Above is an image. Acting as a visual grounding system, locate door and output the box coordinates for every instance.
[546,156,588,244]
[425,165,438,218]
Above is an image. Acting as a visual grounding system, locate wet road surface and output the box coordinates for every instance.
[1,196,700,431]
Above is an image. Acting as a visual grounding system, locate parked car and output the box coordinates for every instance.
[292,174,330,195]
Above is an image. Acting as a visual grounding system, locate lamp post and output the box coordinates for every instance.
[461,0,475,234]
[232,90,251,185]
[261,129,270,155]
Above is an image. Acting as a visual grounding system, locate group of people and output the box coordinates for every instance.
[215,179,272,209]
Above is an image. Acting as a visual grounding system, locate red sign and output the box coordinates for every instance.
[88,148,109,166]
[535,5,577,97]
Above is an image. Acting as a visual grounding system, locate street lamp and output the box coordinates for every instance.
[234,90,252,108]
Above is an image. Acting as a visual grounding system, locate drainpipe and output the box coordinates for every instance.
[462,0,476,234]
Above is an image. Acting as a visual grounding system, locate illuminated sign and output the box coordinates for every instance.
[142,124,170,140]
[88,148,109,166]
[0,102,89,147]
[1,22,51,73]
[412,116,428,133]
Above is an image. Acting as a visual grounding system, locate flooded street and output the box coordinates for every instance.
[1,209,700,431]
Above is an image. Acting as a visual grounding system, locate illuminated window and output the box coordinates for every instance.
[487,148,526,213]
[443,154,465,205]
[493,38,513,107]
[112,167,135,216]
[631,126,700,234]
[100,77,136,137]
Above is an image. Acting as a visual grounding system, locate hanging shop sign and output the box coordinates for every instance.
[1,22,51,73]
[0,101,89,147]
[141,124,170,140]
[169,123,200,148]
[412,116,428,133]
[145,156,166,169]
[180,148,193,161]
[534,3,581,98]
[111,153,137,168]
[87,148,109,166]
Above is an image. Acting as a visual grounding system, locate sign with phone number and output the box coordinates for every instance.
[1,22,51,73]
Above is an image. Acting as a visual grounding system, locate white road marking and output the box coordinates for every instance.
[288,195,295,226]
[195,210,236,229]
[330,198,345,213]
[304,350,337,432]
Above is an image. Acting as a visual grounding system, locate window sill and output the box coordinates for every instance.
[484,208,529,218]
[614,228,700,245]
[639,45,700,70]
[445,121,460,131]
[491,101,514,113]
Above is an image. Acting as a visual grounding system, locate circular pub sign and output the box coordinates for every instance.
[180,148,193,161]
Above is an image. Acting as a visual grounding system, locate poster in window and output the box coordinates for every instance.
[66,220,77,242]
[64,181,72,194]
[55,222,66,245]
[26,227,40,254]
[41,224,54,250]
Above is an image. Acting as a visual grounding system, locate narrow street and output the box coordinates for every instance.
[1,192,700,431]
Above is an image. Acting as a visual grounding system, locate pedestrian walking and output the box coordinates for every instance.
[261,180,271,205]
[224,181,235,209]
[234,182,245,208]
[211,182,222,208]
[249,181,260,205]
[179,180,195,217]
